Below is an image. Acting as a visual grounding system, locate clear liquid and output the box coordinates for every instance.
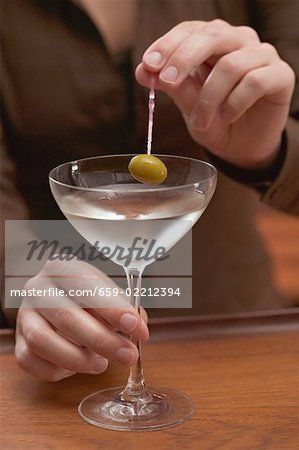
[59,185,207,269]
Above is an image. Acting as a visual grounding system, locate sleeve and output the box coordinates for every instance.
[0,122,29,327]
[210,0,299,215]
[261,117,299,214]
[252,0,299,214]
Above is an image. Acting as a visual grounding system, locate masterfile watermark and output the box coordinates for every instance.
[5,220,193,308]
[6,277,192,308]
[26,237,169,267]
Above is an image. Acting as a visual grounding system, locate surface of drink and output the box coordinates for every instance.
[58,184,207,268]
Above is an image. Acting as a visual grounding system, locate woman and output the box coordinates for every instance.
[1,0,298,381]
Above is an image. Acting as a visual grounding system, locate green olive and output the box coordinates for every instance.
[128,155,167,185]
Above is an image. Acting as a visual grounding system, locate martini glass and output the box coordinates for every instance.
[49,154,216,431]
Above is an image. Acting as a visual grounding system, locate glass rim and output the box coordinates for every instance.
[49,153,217,193]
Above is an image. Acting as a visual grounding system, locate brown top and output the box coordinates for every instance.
[1,0,299,322]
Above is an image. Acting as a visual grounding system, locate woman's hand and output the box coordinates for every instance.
[15,259,149,381]
[136,20,295,169]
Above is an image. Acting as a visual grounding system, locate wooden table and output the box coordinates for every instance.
[1,311,299,450]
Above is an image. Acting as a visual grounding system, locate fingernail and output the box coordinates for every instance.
[145,51,163,66]
[160,66,178,84]
[60,370,76,379]
[115,347,136,365]
[190,113,205,130]
[141,321,150,341]
[92,357,108,373]
[120,313,138,332]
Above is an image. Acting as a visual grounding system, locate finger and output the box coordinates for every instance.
[142,21,197,71]
[136,62,202,116]
[31,303,139,366]
[41,260,149,340]
[190,44,277,129]
[143,21,259,86]
[31,284,148,344]
[140,307,148,325]
[86,306,149,339]
[192,63,213,85]
[15,332,76,382]
[88,307,149,342]
[220,62,295,124]
[19,308,111,372]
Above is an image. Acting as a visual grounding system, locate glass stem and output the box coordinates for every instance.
[122,267,151,401]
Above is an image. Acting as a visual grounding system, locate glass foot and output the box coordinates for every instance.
[78,386,194,431]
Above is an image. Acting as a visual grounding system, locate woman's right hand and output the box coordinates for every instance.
[136,20,295,169]
[15,259,149,381]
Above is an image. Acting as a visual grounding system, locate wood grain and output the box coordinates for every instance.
[1,321,299,450]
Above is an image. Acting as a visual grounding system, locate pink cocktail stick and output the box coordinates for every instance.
[146,76,156,155]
